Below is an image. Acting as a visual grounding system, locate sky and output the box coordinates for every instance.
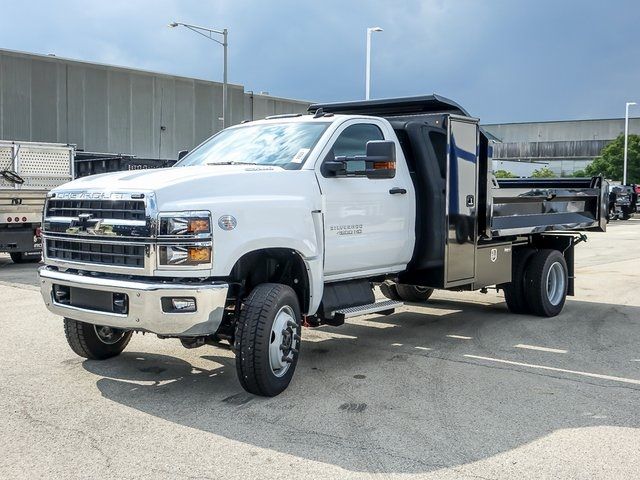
[2,0,639,124]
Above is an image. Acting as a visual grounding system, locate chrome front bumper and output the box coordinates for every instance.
[39,267,229,336]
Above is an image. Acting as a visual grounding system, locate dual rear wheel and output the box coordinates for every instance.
[380,281,434,303]
[503,248,568,317]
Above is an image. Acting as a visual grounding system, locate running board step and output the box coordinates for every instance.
[333,300,403,323]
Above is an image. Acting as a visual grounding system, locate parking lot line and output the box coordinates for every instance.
[446,334,473,340]
[414,346,432,351]
[464,354,640,386]
[514,344,568,354]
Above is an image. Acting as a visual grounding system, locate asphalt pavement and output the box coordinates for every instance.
[1,219,639,479]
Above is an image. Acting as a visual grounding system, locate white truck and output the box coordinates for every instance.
[1,141,74,263]
[39,96,608,396]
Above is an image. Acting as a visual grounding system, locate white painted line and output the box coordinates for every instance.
[391,343,403,347]
[514,344,568,354]
[414,346,432,351]
[446,334,473,340]
[347,318,395,329]
[632,359,640,362]
[464,354,640,386]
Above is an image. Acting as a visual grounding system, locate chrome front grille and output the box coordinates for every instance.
[45,199,146,221]
[43,191,156,274]
[45,239,146,268]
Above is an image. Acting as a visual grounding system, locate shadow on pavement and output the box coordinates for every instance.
[83,297,640,474]
[0,254,41,289]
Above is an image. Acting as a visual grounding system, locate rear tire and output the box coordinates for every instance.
[502,248,536,314]
[395,284,434,302]
[10,251,42,263]
[235,283,302,397]
[379,281,402,301]
[63,318,132,360]
[524,249,568,317]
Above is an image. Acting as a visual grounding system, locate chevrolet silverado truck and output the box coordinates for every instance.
[39,96,608,396]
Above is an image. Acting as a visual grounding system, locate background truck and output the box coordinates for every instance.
[38,95,608,396]
[0,141,74,263]
[0,144,175,264]
[608,184,635,220]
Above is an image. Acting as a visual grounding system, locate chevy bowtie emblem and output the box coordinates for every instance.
[66,214,115,236]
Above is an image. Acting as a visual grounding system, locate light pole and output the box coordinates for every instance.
[623,101,636,185]
[365,27,383,100]
[169,21,229,129]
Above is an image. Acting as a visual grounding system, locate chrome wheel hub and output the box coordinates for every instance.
[546,262,566,306]
[269,305,299,377]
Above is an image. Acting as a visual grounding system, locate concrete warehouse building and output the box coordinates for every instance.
[483,118,640,177]
[0,48,310,159]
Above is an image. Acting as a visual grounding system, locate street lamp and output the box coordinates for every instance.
[169,21,229,129]
[623,101,637,185]
[365,26,383,100]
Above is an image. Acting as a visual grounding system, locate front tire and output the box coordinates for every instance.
[395,284,434,302]
[235,283,302,397]
[524,249,568,317]
[63,318,132,360]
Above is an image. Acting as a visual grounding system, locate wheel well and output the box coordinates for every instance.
[229,248,311,312]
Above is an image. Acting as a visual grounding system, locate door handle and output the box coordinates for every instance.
[466,194,475,207]
[389,187,407,195]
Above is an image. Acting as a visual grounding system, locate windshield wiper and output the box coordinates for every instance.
[205,161,260,166]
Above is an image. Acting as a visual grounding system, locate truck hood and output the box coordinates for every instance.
[52,164,320,213]
[60,165,284,191]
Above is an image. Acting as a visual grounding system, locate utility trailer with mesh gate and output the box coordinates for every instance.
[0,141,74,263]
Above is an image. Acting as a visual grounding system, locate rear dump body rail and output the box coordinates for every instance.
[490,177,608,237]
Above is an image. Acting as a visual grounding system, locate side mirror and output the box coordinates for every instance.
[322,140,396,179]
[363,140,396,179]
[177,150,189,160]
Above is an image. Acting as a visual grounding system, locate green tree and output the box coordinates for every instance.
[585,133,640,184]
[531,167,556,178]
[494,169,517,178]
[572,169,587,177]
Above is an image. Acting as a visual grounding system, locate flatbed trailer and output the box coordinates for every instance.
[0,141,74,262]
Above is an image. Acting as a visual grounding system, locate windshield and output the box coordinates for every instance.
[176,122,329,170]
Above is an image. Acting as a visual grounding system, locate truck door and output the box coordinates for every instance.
[446,117,478,284]
[315,120,415,280]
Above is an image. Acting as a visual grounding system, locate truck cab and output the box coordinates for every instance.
[39,95,607,396]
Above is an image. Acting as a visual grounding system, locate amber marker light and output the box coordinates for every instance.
[188,218,210,234]
[188,246,211,263]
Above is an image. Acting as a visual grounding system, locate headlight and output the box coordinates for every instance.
[159,212,211,237]
[157,211,213,268]
[159,244,212,266]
